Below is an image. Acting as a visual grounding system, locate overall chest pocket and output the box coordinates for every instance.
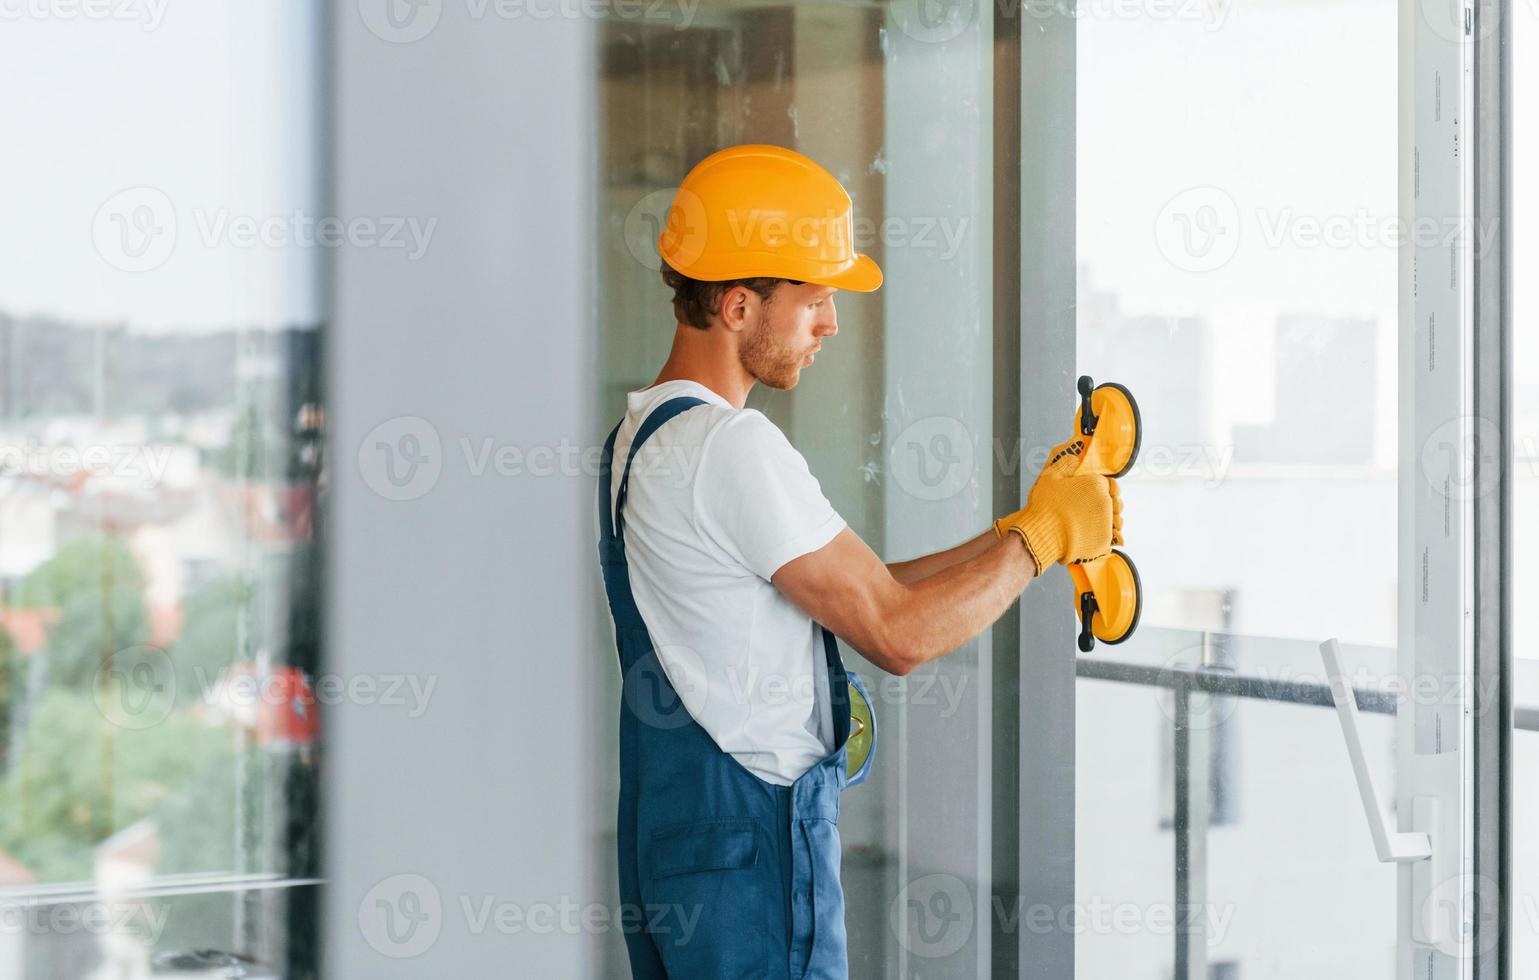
[642,819,769,979]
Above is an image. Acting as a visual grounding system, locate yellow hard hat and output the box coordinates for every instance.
[657,144,883,292]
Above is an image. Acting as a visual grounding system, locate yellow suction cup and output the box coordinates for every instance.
[1068,549,1142,652]
[846,679,875,785]
[1072,375,1141,478]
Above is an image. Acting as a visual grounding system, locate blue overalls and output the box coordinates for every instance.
[598,395,876,979]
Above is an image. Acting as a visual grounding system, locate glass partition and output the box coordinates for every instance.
[0,6,324,977]
[1081,628,1402,977]
[596,4,1002,973]
[1508,0,1532,972]
[1077,0,1402,975]
[1512,0,1538,970]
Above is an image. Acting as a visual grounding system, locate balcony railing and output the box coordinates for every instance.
[1077,627,1535,979]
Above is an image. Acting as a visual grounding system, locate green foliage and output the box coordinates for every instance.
[0,689,237,883]
[169,574,252,706]
[11,534,149,692]
[0,627,15,769]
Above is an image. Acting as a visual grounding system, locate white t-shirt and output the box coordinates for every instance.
[604,379,847,786]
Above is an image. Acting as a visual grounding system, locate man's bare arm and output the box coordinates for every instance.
[773,527,1037,676]
[884,529,999,585]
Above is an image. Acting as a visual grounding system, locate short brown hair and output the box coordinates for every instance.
[659,262,799,330]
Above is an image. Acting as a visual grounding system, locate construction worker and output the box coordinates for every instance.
[597,144,1121,978]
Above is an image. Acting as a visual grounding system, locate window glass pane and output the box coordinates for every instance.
[1077,0,1398,647]
[1076,0,1399,975]
[1513,0,1538,971]
[597,7,999,974]
[0,7,324,977]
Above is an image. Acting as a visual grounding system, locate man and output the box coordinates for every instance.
[597,144,1120,978]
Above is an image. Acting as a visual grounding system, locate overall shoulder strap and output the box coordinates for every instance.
[599,395,708,543]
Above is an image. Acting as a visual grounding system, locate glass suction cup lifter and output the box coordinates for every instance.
[1067,373,1144,652]
[1068,549,1142,652]
[1073,374,1142,478]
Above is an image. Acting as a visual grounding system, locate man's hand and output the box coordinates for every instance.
[993,438,1122,570]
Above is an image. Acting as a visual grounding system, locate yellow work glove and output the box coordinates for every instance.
[994,438,1123,570]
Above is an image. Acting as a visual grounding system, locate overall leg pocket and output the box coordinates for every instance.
[641,819,768,979]
[792,817,848,980]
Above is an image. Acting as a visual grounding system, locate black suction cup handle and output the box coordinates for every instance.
[1078,590,1098,652]
[1078,375,1098,436]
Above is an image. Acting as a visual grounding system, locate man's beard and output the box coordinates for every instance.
[740,311,808,390]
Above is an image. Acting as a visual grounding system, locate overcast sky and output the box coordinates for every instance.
[0,0,1527,383]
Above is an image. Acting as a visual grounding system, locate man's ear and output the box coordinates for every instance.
[717,285,754,334]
